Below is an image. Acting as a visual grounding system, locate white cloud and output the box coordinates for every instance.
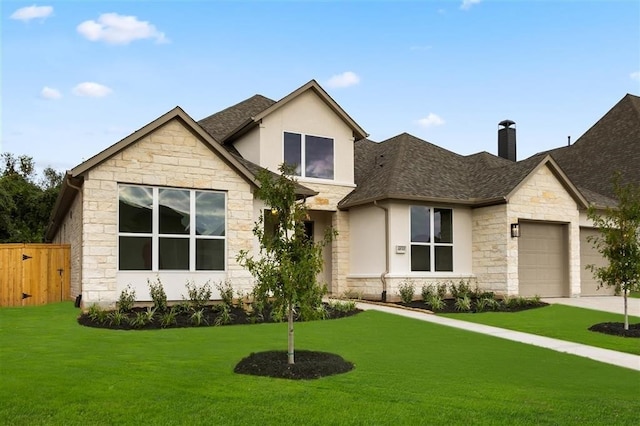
[10,5,53,22]
[630,71,640,81]
[72,82,113,98]
[77,13,168,45]
[417,113,445,128]
[40,86,62,100]
[460,0,481,11]
[326,71,360,89]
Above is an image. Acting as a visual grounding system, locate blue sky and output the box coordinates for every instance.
[2,0,639,173]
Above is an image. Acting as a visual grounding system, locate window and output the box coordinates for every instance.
[284,132,334,179]
[118,185,226,271]
[410,206,453,272]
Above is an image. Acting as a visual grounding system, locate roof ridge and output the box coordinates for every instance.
[199,94,274,122]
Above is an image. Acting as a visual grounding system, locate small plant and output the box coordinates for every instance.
[108,310,127,326]
[117,285,136,312]
[454,295,472,312]
[398,280,415,304]
[421,284,435,301]
[530,294,542,304]
[500,294,512,310]
[235,290,245,309]
[183,280,212,310]
[436,282,448,299]
[451,279,472,299]
[160,307,178,328]
[215,305,234,326]
[427,293,445,311]
[270,307,285,323]
[190,309,208,326]
[144,306,156,322]
[130,311,149,329]
[342,289,363,300]
[330,300,357,313]
[217,280,234,307]
[148,277,168,312]
[88,304,108,324]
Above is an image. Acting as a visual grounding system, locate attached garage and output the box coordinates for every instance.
[579,227,615,296]
[518,222,569,297]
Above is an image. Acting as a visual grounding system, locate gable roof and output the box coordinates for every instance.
[45,106,316,241]
[339,133,587,209]
[198,80,368,143]
[535,93,640,205]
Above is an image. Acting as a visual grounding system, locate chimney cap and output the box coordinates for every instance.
[499,119,516,128]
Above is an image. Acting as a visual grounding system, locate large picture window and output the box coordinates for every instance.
[118,185,226,271]
[284,132,334,179]
[410,206,453,272]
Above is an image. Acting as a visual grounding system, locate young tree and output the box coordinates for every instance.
[587,174,640,330]
[237,164,335,364]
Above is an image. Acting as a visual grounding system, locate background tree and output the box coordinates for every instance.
[0,153,64,243]
[237,164,335,364]
[587,173,640,330]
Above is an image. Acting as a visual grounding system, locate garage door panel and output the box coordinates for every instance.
[580,228,615,296]
[518,223,568,297]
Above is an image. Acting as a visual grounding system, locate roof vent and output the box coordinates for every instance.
[498,119,516,162]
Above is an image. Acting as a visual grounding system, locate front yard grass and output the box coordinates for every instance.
[441,304,640,355]
[1,302,639,425]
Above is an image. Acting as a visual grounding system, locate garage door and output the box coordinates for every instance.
[580,228,615,296]
[518,222,569,297]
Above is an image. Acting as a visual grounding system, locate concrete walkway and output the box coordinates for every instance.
[542,296,640,317]
[356,302,640,371]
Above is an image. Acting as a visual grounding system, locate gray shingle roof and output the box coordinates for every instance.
[340,133,550,208]
[198,95,275,141]
[341,94,638,209]
[537,94,640,205]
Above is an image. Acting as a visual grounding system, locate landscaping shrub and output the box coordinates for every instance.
[117,285,136,312]
[148,277,168,312]
[398,280,415,304]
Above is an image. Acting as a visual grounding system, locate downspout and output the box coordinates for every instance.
[373,200,389,302]
[66,176,83,308]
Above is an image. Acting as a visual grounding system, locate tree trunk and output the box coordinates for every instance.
[287,303,295,364]
[624,288,629,330]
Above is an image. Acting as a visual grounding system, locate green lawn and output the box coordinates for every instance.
[441,304,640,355]
[1,303,638,425]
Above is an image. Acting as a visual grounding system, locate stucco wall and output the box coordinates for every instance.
[255,90,355,185]
[80,118,255,307]
[346,202,474,300]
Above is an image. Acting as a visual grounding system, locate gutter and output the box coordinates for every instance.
[373,200,389,302]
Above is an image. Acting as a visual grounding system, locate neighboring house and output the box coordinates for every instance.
[45,81,639,307]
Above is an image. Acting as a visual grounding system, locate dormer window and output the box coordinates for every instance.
[284,132,334,179]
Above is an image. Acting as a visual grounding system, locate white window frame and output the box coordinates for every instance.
[410,206,454,272]
[118,185,227,272]
[283,131,335,180]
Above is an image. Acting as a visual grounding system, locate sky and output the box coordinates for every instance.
[2,0,639,174]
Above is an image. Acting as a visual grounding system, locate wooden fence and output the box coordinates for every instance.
[0,244,71,307]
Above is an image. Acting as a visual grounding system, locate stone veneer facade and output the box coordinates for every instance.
[472,164,581,296]
[302,181,354,296]
[73,119,256,307]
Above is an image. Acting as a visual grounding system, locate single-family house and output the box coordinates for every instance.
[45,80,639,307]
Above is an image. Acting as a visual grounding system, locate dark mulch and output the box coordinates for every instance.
[589,322,640,338]
[77,303,362,331]
[234,350,354,380]
[394,298,548,314]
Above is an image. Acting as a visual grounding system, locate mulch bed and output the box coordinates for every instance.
[393,298,548,314]
[588,322,640,338]
[234,350,354,380]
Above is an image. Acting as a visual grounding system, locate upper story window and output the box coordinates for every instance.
[284,132,334,179]
[410,206,453,272]
[118,185,226,272]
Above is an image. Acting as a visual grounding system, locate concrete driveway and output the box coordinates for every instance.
[542,296,640,317]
